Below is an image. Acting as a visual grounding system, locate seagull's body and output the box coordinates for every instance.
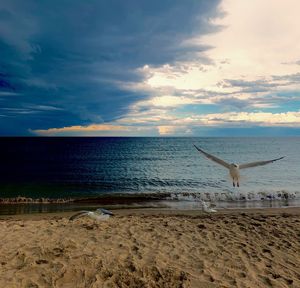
[194,145,284,187]
[229,164,240,187]
[69,208,114,221]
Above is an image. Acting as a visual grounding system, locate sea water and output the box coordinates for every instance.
[0,137,299,212]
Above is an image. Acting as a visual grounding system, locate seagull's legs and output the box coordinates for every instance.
[229,167,240,188]
[232,178,240,187]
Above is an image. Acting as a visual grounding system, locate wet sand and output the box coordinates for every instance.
[0,207,300,287]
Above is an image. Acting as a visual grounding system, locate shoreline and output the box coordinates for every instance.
[1,206,300,220]
[1,192,300,216]
[1,200,300,217]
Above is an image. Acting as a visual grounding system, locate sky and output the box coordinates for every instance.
[1,0,300,136]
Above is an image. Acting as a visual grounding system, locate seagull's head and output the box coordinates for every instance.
[231,163,238,168]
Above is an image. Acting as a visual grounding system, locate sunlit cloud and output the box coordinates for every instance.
[157,126,177,135]
[149,0,299,91]
[157,125,192,135]
[32,124,130,136]
[32,110,300,136]
[113,0,300,135]
[31,123,157,136]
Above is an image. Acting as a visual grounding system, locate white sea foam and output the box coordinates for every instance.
[167,189,299,203]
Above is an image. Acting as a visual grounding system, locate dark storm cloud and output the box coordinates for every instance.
[0,0,221,135]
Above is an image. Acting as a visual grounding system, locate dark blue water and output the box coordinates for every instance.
[0,137,299,206]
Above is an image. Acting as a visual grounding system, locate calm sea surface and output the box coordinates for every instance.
[0,137,299,213]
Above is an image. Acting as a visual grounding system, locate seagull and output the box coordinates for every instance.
[69,208,114,221]
[201,200,217,213]
[194,145,284,187]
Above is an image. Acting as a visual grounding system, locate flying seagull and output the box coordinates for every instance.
[194,145,284,187]
[69,208,114,221]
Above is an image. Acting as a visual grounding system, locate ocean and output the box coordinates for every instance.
[0,137,299,214]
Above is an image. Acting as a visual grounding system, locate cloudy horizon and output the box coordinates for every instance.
[1,0,300,136]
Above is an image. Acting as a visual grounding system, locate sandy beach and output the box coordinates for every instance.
[0,208,300,288]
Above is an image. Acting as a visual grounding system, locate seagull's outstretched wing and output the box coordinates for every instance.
[69,211,90,221]
[239,156,284,169]
[194,145,230,169]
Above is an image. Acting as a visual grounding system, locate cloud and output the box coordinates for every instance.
[157,126,173,135]
[0,0,222,135]
[26,105,63,111]
[0,91,19,96]
[111,0,300,134]
[145,95,196,108]
[157,125,191,135]
[137,0,300,92]
[31,122,160,136]
[194,111,300,126]
[32,124,129,135]
[32,109,300,137]
[2,0,300,136]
